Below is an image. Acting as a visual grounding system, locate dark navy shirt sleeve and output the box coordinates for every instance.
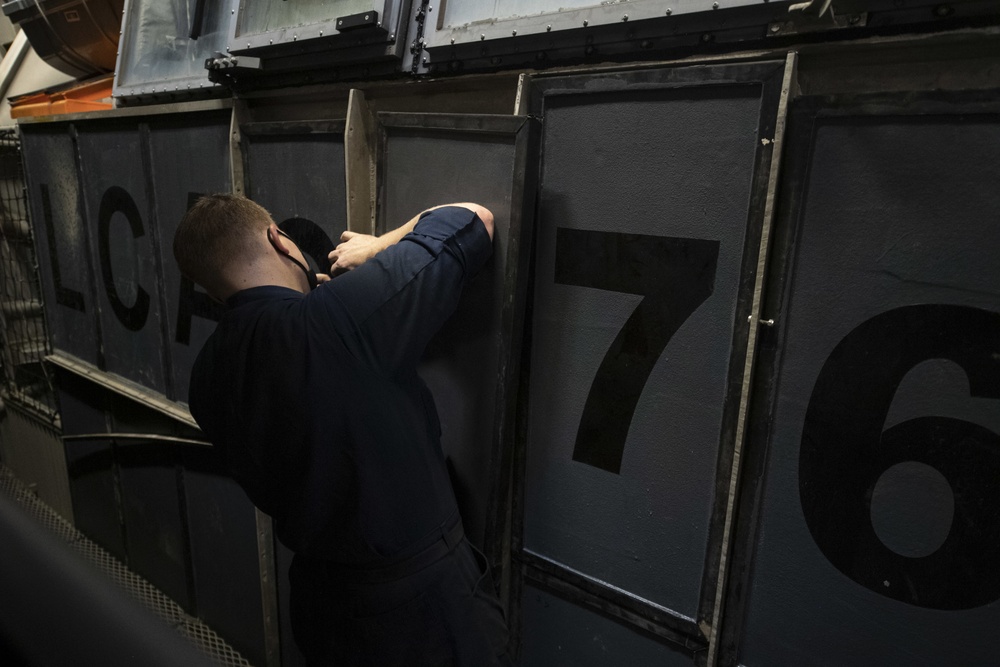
[313,205,493,375]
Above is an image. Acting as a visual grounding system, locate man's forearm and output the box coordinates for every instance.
[329,202,493,274]
[378,203,486,249]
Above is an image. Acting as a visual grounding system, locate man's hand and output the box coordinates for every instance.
[328,231,388,275]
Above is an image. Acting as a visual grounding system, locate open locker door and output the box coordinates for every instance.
[368,110,540,599]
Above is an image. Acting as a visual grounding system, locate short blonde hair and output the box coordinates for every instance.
[173,194,273,293]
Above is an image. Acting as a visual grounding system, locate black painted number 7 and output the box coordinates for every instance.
[555,228,720,474]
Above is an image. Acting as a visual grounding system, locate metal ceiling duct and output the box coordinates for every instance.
[2,0,124,79]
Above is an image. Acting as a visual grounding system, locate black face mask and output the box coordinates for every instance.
[270,228,318,290]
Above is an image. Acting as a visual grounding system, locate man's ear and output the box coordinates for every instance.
[267,223,290,256]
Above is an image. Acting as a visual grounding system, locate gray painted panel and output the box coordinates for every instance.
[379,128,518,549]
[76,125,168,393]
[519,582,693,667]
[64,437,121,559]
[244,133,348,275]
[57,377,125,561]
[20,128,100,367]
[59,380,127,562]
[740,113,1000,665]
[116,441,192,611]
[525,84,762,615]
[184,461,266,666]
[147,114,231,404]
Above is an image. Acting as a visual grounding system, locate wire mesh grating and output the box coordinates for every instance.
[0,463,254,667]
[0,130,57,420]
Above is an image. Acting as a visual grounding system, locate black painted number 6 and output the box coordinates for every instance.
[555,228,719,474]
[800,304,1000,610]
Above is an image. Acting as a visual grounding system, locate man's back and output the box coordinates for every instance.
[189,282,458,561]
[186,205,509,665]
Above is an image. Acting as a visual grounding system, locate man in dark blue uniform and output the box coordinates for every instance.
[173,194,508,666]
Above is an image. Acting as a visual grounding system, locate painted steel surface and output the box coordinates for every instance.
[20,127,100,367]
[58,377,125,561]
[183,458,267,666]
[76,122,167,393]
[520,583,692,667]
[21,111,231,405]
[737,97,1000,666]
[147,114,231,404]
[57,367,268,664]
[524,71,766,618]
[116,439,192,609]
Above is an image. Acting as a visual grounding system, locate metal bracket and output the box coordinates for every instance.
[336,10,381,32]
[205,54,263,86]
[205,54,261,73]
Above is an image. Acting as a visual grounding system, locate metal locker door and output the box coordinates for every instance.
[75,120,169,394]
[146,110,232,405]
[373,111,538,576]
[20,124,101,369]
[725,91,1000,667]
[516,61,785,662]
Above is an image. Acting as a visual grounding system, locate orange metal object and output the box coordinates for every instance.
[10,74,114,119]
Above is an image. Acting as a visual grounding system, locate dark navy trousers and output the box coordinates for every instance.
[290,538,510,666]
